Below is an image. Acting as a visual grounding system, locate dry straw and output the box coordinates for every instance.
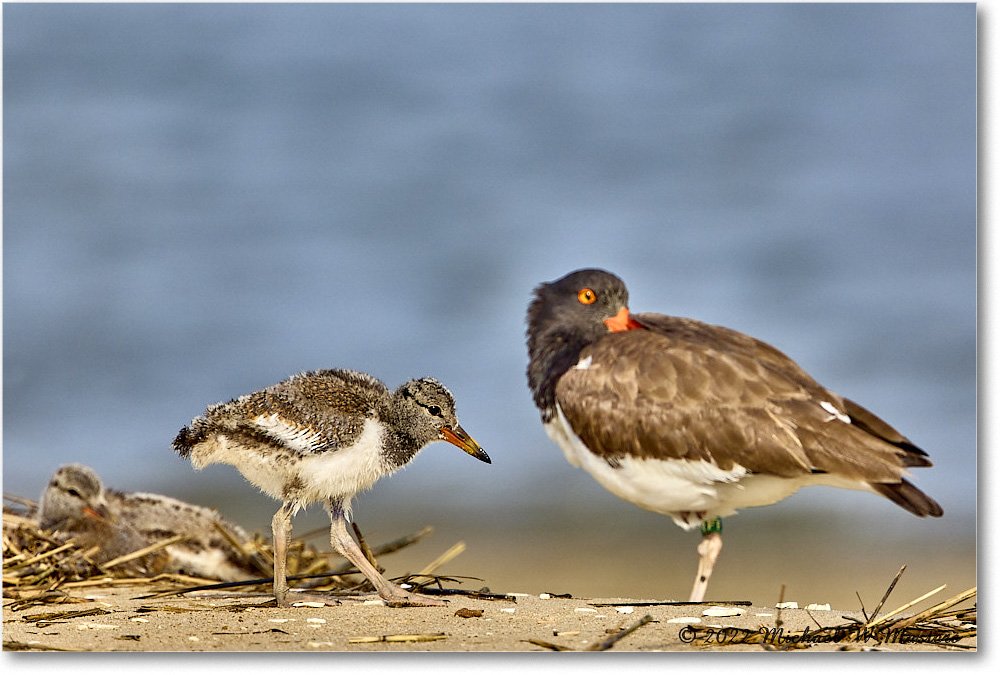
[680,565,976,649]
[3,493,475,611]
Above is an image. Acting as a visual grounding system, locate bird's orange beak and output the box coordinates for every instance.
[441,425,491,464]
[604,307,643,332]
[82,503,112,521]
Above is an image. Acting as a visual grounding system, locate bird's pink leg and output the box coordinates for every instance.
[328,505,445,607]
[271,503,338,607]
[689,518,723,602]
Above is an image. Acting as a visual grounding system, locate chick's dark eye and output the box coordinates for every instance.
[67,489,81,498]
[427,405,442,416]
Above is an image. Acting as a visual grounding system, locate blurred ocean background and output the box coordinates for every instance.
[3,3,975,608]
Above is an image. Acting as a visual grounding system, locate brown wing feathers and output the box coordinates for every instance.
[556,316,941,516]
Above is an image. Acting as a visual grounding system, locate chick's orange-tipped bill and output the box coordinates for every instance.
[82,504,112,521]
[604,307,643,332]
[441,425,491,464]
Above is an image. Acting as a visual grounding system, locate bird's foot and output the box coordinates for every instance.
[275,591,341,607]
[379,587,448,608]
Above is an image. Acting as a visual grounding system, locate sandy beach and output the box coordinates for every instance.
[2,581,975,653]
[2,498,977,654]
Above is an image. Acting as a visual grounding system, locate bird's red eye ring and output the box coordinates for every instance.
[578,288,597,305]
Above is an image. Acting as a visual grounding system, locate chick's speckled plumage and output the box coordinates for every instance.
[171,368,489,607]
[173,369,478,510]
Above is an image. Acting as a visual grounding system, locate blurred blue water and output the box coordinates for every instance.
[3,1,975,549]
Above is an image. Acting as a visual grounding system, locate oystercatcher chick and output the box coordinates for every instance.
[172,369,490,607]
[38,463,258,580]
[526,268,942,602]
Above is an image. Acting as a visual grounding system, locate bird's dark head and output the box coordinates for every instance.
[526,268,640,413]
[396,378,490,465]
[527,268,634,341]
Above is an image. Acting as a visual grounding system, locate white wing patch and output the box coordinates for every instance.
[573,355,594,370]
[819,401,851,424]
[254,413,327,452]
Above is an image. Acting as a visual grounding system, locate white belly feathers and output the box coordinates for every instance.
[546,404,867,529]
[193,417,394,509]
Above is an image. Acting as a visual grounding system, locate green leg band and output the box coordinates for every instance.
[701,517,722,536]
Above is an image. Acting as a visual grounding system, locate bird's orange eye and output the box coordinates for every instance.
[578,288,597,305]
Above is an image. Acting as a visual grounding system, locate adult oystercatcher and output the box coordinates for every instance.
[173,369,490,607]
[526,268,942,601]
